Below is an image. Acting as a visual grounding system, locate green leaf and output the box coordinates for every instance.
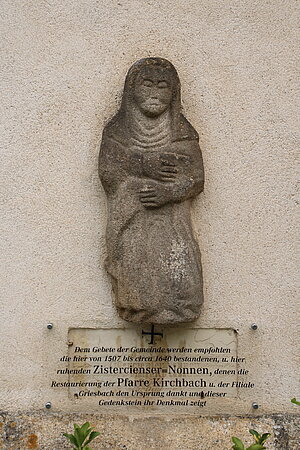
[73,427,83,447]
[246,445,266,450]
[249,429,260,443]
[291,398,300,406]
[63,433,73,439]
[64,422,100,450]
[75,423,91,447]
[72,424,80,445]
[80,424,93,447]
[63,433,79,448]
[81,422,92,436]
[85,431,101,446]
[259,433,270,444]
[232,436,245,450]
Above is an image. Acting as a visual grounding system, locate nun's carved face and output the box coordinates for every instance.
[133,66,173,117]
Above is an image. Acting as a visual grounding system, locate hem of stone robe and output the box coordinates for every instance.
[105,189,204,324]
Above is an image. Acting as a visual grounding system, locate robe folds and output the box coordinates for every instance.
[99,117,204,324]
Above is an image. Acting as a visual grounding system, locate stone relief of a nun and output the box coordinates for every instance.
[99,58,204,324]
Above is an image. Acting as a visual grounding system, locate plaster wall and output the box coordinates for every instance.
[0,0,299,433]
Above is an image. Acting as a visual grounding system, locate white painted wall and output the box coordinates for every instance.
[1,0,299,415]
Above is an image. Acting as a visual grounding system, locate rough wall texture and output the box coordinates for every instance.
[0,0,299,446]
[0,412,299,450]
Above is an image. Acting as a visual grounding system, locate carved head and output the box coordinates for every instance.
[121,58,181,119]
[133,65,172,117]
[106,58,197,143]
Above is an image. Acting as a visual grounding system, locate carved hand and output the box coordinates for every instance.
[143,152,178,182]
[158,158,178,182]
[139,182,170,208]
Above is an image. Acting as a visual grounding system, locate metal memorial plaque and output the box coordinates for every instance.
[54,327,249,414]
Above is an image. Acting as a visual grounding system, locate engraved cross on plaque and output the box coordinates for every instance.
[142,325,163,345]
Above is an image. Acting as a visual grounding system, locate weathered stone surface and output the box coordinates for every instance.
[0,412,299,449]
[99,58,204,324]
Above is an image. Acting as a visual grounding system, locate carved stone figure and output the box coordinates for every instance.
[99,58,204,324]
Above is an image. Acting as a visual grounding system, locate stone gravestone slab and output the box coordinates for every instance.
[54,327,248,415]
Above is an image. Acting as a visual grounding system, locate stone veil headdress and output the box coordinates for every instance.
[103,57,199,144]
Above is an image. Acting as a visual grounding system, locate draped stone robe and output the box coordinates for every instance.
[99,111,204,324]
